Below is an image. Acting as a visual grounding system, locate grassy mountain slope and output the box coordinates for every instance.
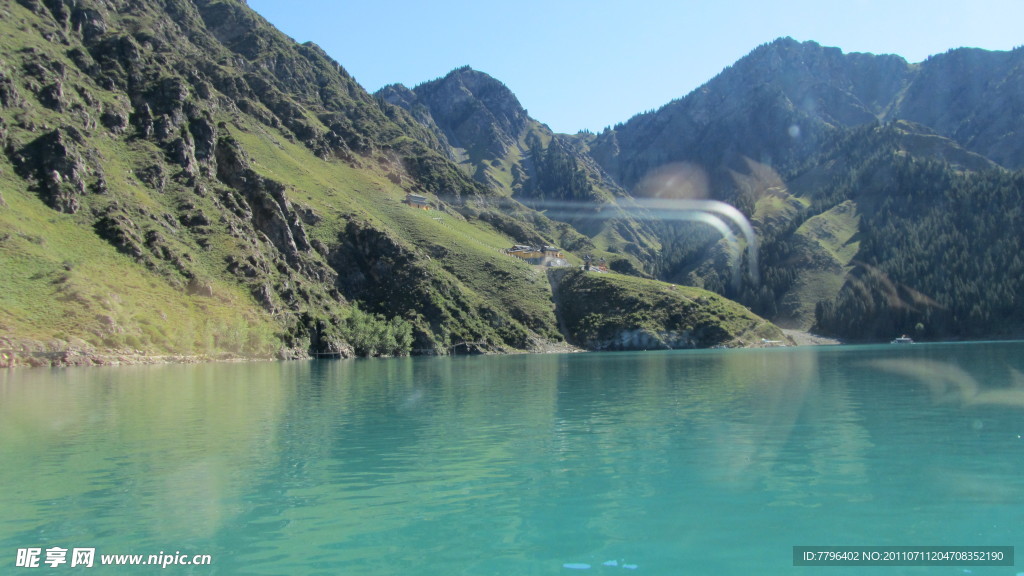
[806,149,1024,340]
[378,67,662,276]
[0,164,278,359]
[347,38,1024,344]
[769,200,859,328]
[0,0,568,363]
[15,2,1020,360]
[574,40,1024,339]
[552,269,788,350]
[746,121,1022,339]
[0,0,787,365]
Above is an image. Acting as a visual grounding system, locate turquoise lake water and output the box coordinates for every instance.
[2,342,1023,575]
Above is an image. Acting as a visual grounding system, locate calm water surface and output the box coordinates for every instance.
[2,343,1023,575]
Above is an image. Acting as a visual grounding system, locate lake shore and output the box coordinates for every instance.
[782,329,843,346]
[0,336,266,369]
[2,330,842,369]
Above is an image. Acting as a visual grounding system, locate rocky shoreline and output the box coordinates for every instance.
[781,329,843,346]
[1,330,843,369]
[0,337,270,369]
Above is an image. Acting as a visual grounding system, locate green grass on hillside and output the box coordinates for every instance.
[796,200,860,265]
[231,121,565,345]
[0,177,277,356]
[765,199,862,328]
[553,269,787,350]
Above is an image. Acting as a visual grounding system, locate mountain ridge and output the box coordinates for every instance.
[389,38,1024,339]
[0,0,789,366]
[3,1,1023,365]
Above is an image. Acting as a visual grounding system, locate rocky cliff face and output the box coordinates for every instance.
[378,66,551,197]
[893,47,1024,169]
[590,39,1024,194]
[0,0,575,362]
[573,39,1024,336]
[380,67,530,166]
[348,37,1024,342]
[380,67,664,275]
[588,39,917,194]
[386,41,1024,323]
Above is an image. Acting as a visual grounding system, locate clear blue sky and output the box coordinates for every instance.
[246,0,1023,134]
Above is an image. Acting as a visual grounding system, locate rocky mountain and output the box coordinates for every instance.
[588,39,913,193]
[893,47,1024,169]
[589,38,1024,187]
[589,39,1024,338]
[0,0,780,366]
[378,67,662,276]
[766,120,1024,338]
[3,0,1021,365]
[388,38,1024,340]
[378,67,531,172]
[0,0,551,363]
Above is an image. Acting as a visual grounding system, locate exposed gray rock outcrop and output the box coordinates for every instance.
[9,126,101,214]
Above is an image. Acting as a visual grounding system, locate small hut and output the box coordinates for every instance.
[403,193,431,210]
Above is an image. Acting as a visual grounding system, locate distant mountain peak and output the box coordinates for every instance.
[425,66,527,121]
[378,64,530,163]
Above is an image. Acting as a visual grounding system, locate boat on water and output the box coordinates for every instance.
[890,335,915,344]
